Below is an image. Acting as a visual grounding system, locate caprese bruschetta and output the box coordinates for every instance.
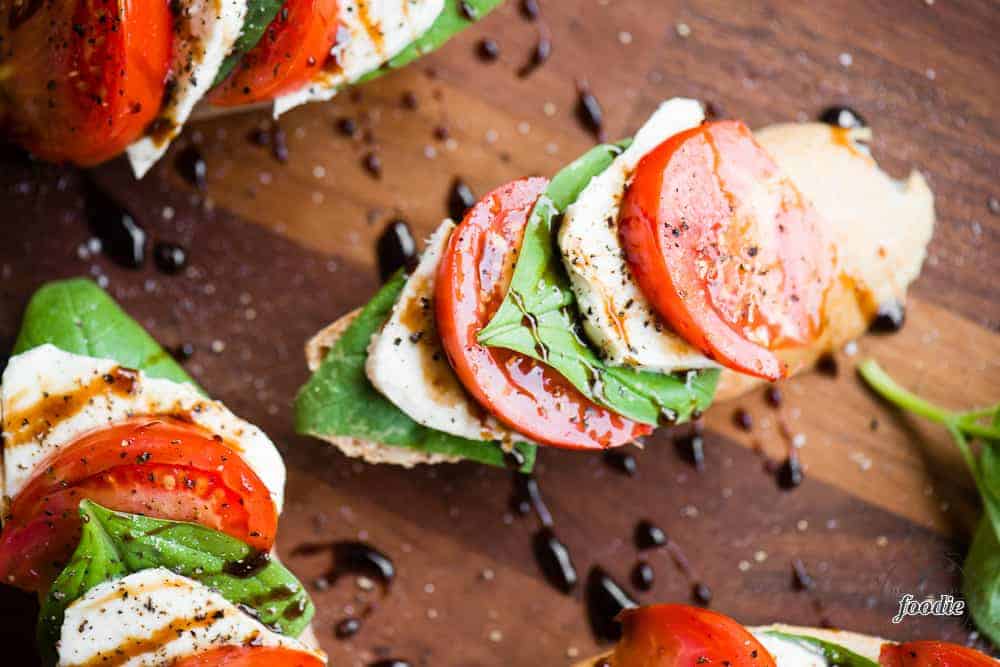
[0,278,324,666]
[0,0,501,176]
[294,97,934,467]
[573,604,996,667]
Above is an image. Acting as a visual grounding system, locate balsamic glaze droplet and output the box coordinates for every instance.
[292,541,395,590]
[502,447,526,470]
[733,408,753,432]
[764,386,783,408]
[634,520,667,550]
[603,449,637,476]
[448,178,476,222]
[631,561,655,592]
[335,616,362,639]
[585,567,637,642]
[337,117,358,138]
[85,180,147,269]
[868,300,906,334]
[153,242,188,275]
[518,28,552,77]
[533,526,578,593]
[791,558,814,591]
[458,0,478,20]
[376,219,418,282]
[271,124,289,164]
[576,81,606,142]
[776,452,804,490]
[509,474,553,527]
[175,146,207,191]
[362,152,382,178]
[370,661,411,667]
[478,38,501,61]
[815,352,838,377]
[223,550,271,578]
[692,581,713,605]
[520,0,540,20]
[818,106,867,130]
[674,433,705,472]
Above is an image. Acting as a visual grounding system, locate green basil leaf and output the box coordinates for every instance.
[476,143,719,425]
[11,278,195,387]
[38,501,314,663]
[963,516,1000,647]
[762,630,879,667]
[294,271,536,470]
[213,0,286,86]
[36,501,129,666]
[356,0,504,84]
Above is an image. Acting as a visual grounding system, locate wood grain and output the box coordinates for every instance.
[1,0,998,664]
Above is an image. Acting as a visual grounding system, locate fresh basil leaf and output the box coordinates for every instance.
[356,0,504,84]
[213,0,286,86]
[477,143,719,425]
[11,278,195,387]
[38,501,314,663]
[963,515,1000,647]
[294,271,536,470]
[762,631,879,667]
[37,501,128,666]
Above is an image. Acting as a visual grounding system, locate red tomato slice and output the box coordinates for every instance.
[0,418,277,592]
[610,604,777,667]
[880,642,997,667]
[0,0,172,165]
[435,178,653,450]
[209,0,341,106]
[173,646,326,667]
[619,120,833,380]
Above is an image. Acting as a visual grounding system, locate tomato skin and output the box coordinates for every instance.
[0,0,172,165]
[173,646,326,667]
[435,178,652,450]
[880,642,998,667]
[209,0,341,106]
[0,418,278,592]
[610,605,777,667]
[619,121,832,381]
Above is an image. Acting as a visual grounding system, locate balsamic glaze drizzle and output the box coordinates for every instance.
[376,219,418,282]
[585,567,637,642]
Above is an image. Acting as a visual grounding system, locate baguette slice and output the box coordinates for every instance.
[304,310,462,467]
[573,624,888,667]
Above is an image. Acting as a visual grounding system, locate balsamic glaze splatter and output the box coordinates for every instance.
[510,474,553,527]
[816,352,839,377]
[448,178,476,222]
[153,242,188,275]
[292,541,395,590]
[533,527,578,593]
[868,300,906,333]
[520,0,540,20]
[478,38,501,61]
[692,581,713,605]
[85,180,147,269]
[733,408,753,432]
[791,558,814,591]
[518,26,552,77]
[335,616,362,639]
[631,561,655,591]
[174,146,207,191]
[576,80,606,142]
[585,567,637,642]
[376,219,418,282]
[370,661,411,667]
[776,451,804,490]
[818,106,867,130]
[634,520,667,550]
[362,152,383,178]
[603,449,637,476]
[764,386,783,408]
[223,550,271,578]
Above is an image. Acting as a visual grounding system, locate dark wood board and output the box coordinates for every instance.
[1,0,998,664]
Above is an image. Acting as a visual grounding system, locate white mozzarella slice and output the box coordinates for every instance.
[558,97,714,373]
[1,344,285,511]
[365,220,521,444]
[126,0,248,178]
[272,0,445,117]
[58,568,325,666]
[755,124,933,310]
[751,624,885,666]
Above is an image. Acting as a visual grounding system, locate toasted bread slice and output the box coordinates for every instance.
[303,310,462,467]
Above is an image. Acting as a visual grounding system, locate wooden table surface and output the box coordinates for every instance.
[1,1,999,664]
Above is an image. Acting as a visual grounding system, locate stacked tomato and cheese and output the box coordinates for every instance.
[574,605,997,667]
[0,0,455,176]
[300,97,934,462]
[0,344,324,666]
